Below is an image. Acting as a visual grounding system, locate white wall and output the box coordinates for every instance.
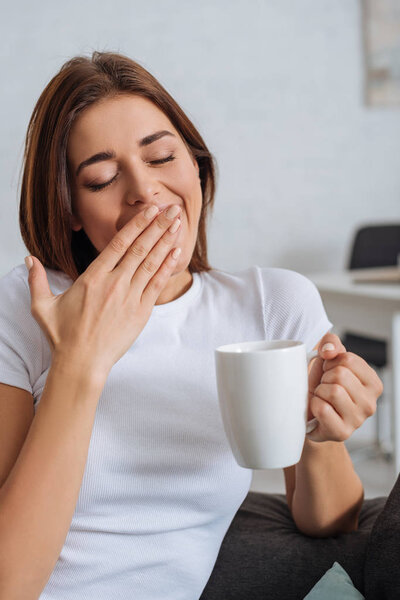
[1,0,399,279]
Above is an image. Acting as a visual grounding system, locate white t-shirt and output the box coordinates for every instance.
[0,264,332,599]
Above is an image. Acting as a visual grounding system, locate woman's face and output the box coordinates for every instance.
[67,94,202,292]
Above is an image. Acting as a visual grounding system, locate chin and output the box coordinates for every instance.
[171,251,191,277]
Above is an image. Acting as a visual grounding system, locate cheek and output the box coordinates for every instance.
[178,168,202,221]
[181,190,202,244]
[75,199,119,251]
[178,187,202,256]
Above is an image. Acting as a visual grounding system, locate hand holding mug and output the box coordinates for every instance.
[306,333,383,443]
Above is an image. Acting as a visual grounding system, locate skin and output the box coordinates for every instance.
[284,333,383,536]
[66,93,384,535]
[67,93,202,305]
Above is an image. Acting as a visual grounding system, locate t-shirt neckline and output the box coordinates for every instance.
[150,271,202,317]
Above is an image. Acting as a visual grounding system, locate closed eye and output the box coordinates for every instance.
[149,154,176,166]
[85,154,176,192]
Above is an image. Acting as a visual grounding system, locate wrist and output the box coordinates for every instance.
[297,438,349,478]
[50,351,109,391]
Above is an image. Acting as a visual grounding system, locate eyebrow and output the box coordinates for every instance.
[75,129,176,177]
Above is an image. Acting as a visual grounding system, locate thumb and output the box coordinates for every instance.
[25,256,53,303]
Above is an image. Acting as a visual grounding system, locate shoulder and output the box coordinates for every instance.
[205,264,316,293]
[0,263,73,316]
[201,265,319,302]
[254,266,321,304]
[0,264,31,307]
[200,266,265,302]
[254,266,325,316]
[254,266,332,348]
[0,263,73,292]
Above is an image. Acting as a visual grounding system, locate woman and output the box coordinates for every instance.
[0,52,383,599]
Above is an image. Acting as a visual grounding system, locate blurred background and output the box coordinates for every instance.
[1,0,399,497]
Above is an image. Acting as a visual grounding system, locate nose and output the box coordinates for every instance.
[124,160,160,207]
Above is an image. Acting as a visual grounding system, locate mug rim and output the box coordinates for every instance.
[215,339,304,354]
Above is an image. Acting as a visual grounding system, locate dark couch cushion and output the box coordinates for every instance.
[364,473,400,599]
[200,491,386,600]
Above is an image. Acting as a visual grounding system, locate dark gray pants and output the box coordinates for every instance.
[200,481,396,600]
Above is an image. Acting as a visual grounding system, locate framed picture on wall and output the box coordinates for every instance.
[363,0,400,107]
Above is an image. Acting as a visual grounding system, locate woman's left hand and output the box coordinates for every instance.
[306,333,384,442]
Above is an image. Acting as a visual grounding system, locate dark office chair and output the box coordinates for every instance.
[342,224,400,459]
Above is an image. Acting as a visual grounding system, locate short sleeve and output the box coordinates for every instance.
[257,267,334,352]
[0,266,44,397]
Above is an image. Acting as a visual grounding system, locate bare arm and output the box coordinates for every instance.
[286,439,364,537]
[0,357,105,599]
[0,206,183,598]
[284,333,382,537]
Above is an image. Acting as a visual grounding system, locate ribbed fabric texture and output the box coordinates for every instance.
[0,264,332,599]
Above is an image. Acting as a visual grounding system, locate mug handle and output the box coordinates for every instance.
[305,349,319,434]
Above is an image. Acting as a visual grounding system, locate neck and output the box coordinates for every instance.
[154,268,193,305]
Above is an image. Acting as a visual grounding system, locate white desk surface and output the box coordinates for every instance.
[307,270,400,302]
[306,268,400,472]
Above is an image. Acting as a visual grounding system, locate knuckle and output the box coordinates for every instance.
[322,366,346,385]
[365,400,376,418]
[334,365,348,379]
[110,235,127,254]
[141,257,157,275]
[313,384,324,400]
[316,401,332,420]
[328,383,342,400]
[317,383,341,403]
[332,371,345,386]
[376,377,384,396]
[341,352,356,368]
[335,427,351,442]
[150,276,163,292]
[128,243,147,259]
[80,274,99,292]
[160,234,173,247]
[353,412,364,429]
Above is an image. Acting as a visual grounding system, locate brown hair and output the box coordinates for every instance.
[19,51,217,280]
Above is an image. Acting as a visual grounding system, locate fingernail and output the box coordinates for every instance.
[144,205,159,219]
[168,218,181,233]
[166,205,180,219]
[172,247,181,260]
[322,343,335,352]
[24,256,33,271]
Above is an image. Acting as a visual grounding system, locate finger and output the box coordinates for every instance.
[131,217,182,294]
[320,365,361,404]
[306,397,351,442]
[322,351,382,392]
[321,365,378,418]
[91,204,161,272]
[141,245,182,306]
[25,256,54,305]
[115,205,182,278]
[312,382,368,430]
[308,333,346,393]
[317,333,346,359]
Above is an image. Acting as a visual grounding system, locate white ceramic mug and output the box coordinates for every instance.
[215,340,319,469]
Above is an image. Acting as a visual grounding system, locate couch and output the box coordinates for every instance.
[200,473,400,599]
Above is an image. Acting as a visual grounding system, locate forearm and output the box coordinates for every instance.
[291,438,364,537]
[0,356,105,599]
